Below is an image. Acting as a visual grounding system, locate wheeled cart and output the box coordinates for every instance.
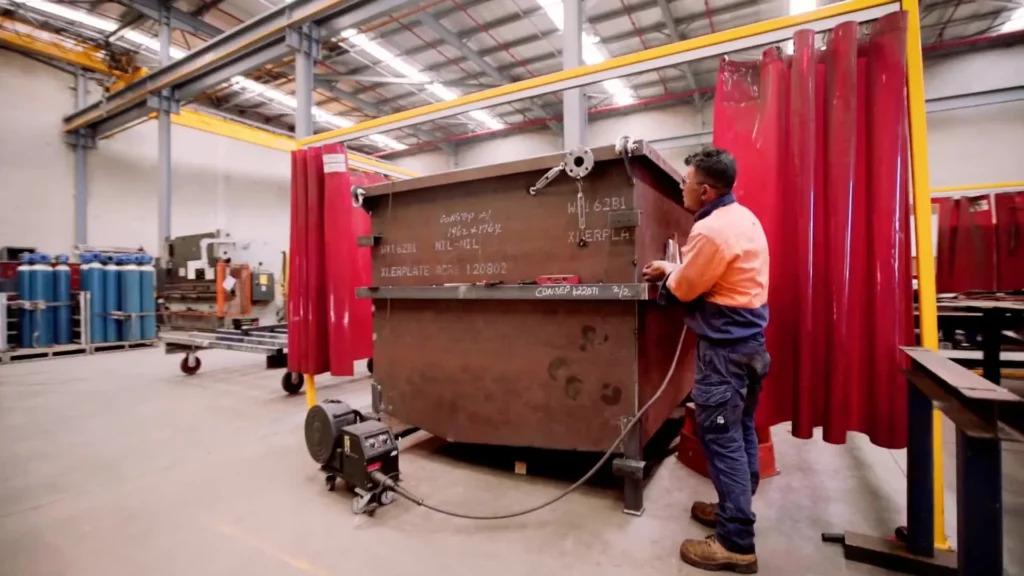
[160,324,307,394]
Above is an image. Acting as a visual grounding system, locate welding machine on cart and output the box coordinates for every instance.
[304,400,400,515]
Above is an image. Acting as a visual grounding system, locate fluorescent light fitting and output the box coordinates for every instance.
[1003,6,1024,32]
[21,0,117,31]
[342,30,429,82]
[340,30,505,130]
[370,134,407,150]
[426,83,460,101]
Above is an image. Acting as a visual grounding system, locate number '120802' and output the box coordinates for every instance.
[467,262,507,275]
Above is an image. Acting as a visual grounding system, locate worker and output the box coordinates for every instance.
[642,147,770,574]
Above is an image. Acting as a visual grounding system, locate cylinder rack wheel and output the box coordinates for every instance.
[282,371,304,395]
[180,355,202,376]
[366,357,374,375]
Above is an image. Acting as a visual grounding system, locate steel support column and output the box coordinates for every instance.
[73,72,91,246]
[158,0,173,259]
[562,0,586,148]
[288,24,320,139]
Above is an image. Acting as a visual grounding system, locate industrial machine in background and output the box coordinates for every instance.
[159,231,277,331]
[157,231,299,392]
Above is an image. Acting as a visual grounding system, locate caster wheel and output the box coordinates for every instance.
[180,355,202,375]
[325,475,337,492]
[282,371,303,395]
[366,357,374,375]
[352,494,372,515]
[379,489,395,506]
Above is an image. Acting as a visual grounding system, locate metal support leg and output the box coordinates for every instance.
[906,384,935,557]
[981,308,1004,384]
[956,429,1003,575]
[614,422,646,516]
[288,24,320,139]
[562,0,586,148]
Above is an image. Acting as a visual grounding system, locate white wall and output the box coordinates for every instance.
[924,44,1024,189]
[0,49,290,320]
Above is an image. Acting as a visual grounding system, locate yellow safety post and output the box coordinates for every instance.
[305,374,317,408]
[902,0,950,551]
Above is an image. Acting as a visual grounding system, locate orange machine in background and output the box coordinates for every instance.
[215,262,253,319]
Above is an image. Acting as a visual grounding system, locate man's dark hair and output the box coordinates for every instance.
[684,147,737,191]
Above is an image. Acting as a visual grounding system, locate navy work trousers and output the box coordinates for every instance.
[693,333,770,555]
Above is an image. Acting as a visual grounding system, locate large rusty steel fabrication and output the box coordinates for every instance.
[357,140,697,513]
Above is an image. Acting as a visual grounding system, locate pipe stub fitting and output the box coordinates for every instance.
[563,147,594,179]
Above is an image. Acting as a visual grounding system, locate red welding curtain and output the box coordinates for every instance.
[288,148,330,375]
[291,144,382,376]
[713,13,912,449]
[933,191,1024,293]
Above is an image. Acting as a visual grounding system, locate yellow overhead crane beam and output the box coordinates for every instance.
[0,16,415,179]
[0,16,144,84]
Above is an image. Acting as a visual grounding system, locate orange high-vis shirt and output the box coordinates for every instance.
[663,194,769,340]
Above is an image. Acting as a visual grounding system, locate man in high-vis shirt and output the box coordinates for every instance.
[643,148,770,574]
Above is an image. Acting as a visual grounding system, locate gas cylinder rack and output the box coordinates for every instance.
[1,252,91,363]
[0,250,158,363]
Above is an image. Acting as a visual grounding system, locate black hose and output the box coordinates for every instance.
[372,326,689,520]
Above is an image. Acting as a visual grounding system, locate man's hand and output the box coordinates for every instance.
[642,260,675,283]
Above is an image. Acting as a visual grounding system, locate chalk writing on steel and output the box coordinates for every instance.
[435,238,483,251]
[447,222,503,238]
[535,285,572,297]
[379,265,431,277]
[612,285,634,299]
[378,242,417,255]
[568,228,632,244]
[567,197,628,214]
[440,209,495,223]
[466,262,507,275]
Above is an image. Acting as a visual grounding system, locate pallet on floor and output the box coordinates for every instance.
[89,340,158,354]
[0,343,89,364]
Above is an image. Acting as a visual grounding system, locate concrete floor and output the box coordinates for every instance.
[0,348,1021,576]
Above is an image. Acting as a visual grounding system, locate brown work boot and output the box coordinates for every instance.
[691,501,718,529]
[679,535,758,574]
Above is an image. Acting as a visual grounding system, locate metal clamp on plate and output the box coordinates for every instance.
[528,146,594,195]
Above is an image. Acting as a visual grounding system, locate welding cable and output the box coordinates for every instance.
[372,326,689,520]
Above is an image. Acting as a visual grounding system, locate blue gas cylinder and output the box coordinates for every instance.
[103,254,121,343]
[120,255,141,341]
[80,253,106,344]
[138,254,157,341]
[17,253,34,349]
[54,254,72,345]
[32,253,54,347]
